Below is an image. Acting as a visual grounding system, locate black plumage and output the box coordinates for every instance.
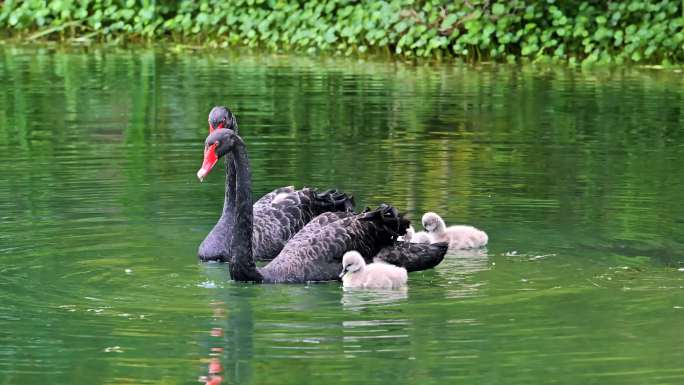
[197,108,354,262]
[199,128,448,283]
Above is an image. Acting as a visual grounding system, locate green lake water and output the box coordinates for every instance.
[1,46,683,385]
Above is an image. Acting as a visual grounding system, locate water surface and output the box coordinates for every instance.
[1,46,683,385]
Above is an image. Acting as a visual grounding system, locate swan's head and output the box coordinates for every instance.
[340,251,366,278]
[422,212,445,233]
[208,106,237,133]
[197,128,241,182]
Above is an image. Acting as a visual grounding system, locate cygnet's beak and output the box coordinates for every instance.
[338,268,346,278]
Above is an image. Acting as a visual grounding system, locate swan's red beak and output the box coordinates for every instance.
[197,143,218,182]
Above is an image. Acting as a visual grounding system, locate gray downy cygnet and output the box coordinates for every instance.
[422,212,488,249]
[402,225,431,244]
[340,251,408,289]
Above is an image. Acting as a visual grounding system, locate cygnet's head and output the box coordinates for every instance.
[340,251,366,278]
[422,212,446,233]
[403,225,415,241]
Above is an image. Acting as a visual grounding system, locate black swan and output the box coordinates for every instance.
[199,128,448,283]
[197,106,354,262]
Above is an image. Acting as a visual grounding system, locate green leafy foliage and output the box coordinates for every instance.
[1,0,684,64]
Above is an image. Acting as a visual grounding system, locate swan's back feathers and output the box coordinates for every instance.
[374,242,448,272]
[295,211,356,235]
[260,204,403,283]
[252,188,355,261]
[199,185,354,263]
[260,214,366,282]
[254,186,295,210]
[197,185,293,262]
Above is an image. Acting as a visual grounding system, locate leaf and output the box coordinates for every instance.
[492,3,506,16]
[8,13,18,26]
[440,13,459,30]
[324,28,336,43]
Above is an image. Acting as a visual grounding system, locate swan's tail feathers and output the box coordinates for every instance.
[313,189,355,214]
[359,204,410,238]
[374,242,448,272]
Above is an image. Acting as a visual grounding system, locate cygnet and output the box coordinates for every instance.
[422,212,488,249]
[402,225,430,244]
[339,251,408,289]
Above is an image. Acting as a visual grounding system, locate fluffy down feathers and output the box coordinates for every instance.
[341,251,407,289]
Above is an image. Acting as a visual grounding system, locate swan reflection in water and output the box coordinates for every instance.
[440,248,490,274]
[198,264,256,385]
[341,289,412,359]
[435,248,491,299]
[340,286,408,311]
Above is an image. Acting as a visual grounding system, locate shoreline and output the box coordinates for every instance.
[2,0,683,67]
[1,40,683,72]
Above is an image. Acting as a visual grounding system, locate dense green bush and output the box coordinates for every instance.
[2,0,684,64]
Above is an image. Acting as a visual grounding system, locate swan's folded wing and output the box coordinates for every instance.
[252,188,355,261]
[261,205,409,283]
[295,211,355,235]
[253,186,295,210]
[260,214,361,282]
[373,242,448,272]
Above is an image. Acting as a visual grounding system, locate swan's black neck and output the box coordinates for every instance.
[228,136,263,282]
[196,154,235,261]
[223,122,239,216]
[223,154,236,215]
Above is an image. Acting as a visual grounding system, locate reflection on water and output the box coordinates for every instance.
[437,248,491,299]
[200,264,255,385]
[200,300,225,385]
[442,248,491,274]
[1,46,683,385]
[340,287,409,311]
[342,317,412,359]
